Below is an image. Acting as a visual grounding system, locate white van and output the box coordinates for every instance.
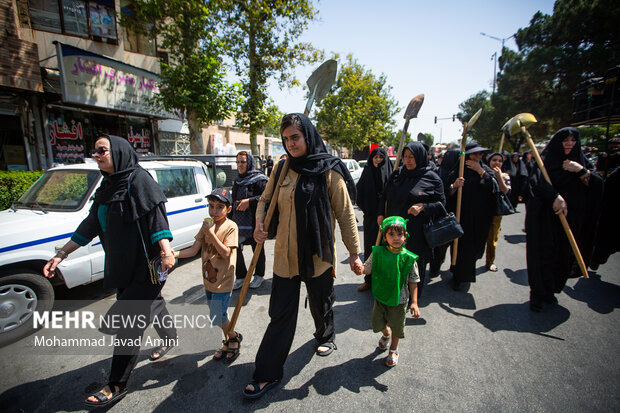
[0,158,212,345]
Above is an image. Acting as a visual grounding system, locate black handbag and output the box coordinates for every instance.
[493,177,516,216]
[423,204,464,248]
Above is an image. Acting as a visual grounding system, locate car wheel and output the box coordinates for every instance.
[0,271,54,346]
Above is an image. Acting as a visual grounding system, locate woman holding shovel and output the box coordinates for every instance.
[525,127,603,311]
[447,143,496,291]
[244,113,362,399]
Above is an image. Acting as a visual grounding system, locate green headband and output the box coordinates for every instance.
[380,216,409,235]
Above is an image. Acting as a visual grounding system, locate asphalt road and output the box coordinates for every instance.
[1,204,619,412]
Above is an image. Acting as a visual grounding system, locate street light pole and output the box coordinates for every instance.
[480,32,515,95]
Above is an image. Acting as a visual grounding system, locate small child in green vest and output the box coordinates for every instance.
[354,216,420,367]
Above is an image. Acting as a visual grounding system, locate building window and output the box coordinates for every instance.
[28,0,118,43]
[120,1,157,56]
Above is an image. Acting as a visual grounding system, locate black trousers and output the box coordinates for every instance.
[253,268,335,383]
[363,213,379,285]
[416,256,427,299]
[429,243,450,275]
[108,282,176,389]
[235,238,266,279]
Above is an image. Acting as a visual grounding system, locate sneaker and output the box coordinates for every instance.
[233,279,244,290]
[249,276,264,289]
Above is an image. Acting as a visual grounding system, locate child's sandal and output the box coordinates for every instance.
[378,331,390,351]
[385,349,399,367]
[213,339,229,360]
[225,332,243,362]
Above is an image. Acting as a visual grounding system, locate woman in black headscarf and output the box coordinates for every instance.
[245,113,362,399]
[355,147,393,291]
[377,142,446,298]
[503,152,528,208]
[232,151,268,290]
[429,148,460,278]
[43,135,176,407]
[525,127,603,311]
[447,143,496,290]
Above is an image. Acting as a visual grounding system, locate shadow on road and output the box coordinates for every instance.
[563,272,620,314]
[504,234,526,244]
[439,302,570,340]
[504,268,528,286]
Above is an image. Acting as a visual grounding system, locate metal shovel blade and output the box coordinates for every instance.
[404,94,425,119]
[506,113,537,136]
[307,59,338,104]
[465,108,483,132]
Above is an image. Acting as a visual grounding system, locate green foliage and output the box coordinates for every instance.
[220,0,322,153]
[315,55,399,152]
[0,171,43,210]
[262,102,285,138]
[119,1,242,153]
[458,0,620,152]
[421,133,434,147]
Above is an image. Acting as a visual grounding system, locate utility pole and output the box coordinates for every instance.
[480,32,515,95]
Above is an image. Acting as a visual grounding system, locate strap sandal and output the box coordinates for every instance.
[385,349,399,367]
[213,339,229,360]
[378,330,391,351]
[487,264,498,272]
[84,384,127,407]
[149,344,174,361]
[316,341,337,357]
[243,380,280,400]
[225,332,243,362]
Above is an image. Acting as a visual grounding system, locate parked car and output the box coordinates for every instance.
[342,159,362,185]
[0,157,213,345]
[358,160,368,168]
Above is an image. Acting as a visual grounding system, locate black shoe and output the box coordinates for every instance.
[451,278,460,291]
[543,294,558,304]
[429,271,439,279]
[529,300,543,312]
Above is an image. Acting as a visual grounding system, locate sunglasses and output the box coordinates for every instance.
[91,147,109,156]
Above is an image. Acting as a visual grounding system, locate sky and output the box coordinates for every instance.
[266,0,556,146]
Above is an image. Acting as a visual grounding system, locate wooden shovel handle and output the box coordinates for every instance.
[228,158,291,334]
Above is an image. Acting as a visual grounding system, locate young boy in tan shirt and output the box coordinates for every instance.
[176,188,242,361]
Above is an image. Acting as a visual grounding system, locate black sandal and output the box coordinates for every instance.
[316,341,337,356]
[149,345,174,361]
[213,340,229,360]
[225,332,243,362]
[243,380,279,399]
[84,384,127,407]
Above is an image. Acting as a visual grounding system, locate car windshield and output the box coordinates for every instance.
[14,170,101,211]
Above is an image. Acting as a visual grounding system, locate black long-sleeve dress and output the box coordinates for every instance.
[525,127,603,305]
[447,158,496,284]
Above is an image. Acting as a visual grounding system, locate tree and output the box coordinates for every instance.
[421,133,434,148]
[221,0,321,154]
[459,0,620,151]
[315,55,399,153]
[261,102,285,138]
[120,1,242,154]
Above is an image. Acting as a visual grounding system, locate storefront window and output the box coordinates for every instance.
[28,0,62,34]
[28,0,118,43]
[62,0,89,37]
[47,110,89,165]
[120,1,157,56]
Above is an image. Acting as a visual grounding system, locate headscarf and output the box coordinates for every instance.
[385,141,433,215]
[283,113,356,278]
[542,127,591,188]
[234,152,268,187]
[93,135,166,221]
[439,148,460,184]
[356,147,392,210]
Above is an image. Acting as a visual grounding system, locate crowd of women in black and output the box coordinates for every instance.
[356,128,618,312]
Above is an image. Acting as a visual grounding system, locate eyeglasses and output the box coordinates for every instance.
[91,147,109,156]
[236,161,247,164]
